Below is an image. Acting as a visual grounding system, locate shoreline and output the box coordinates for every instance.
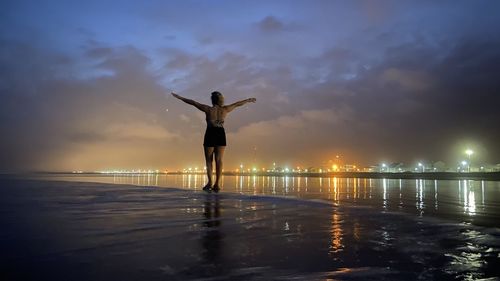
[225,171,500,180]
[15,171,500,181]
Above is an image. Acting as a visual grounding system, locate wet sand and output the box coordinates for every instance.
[1,178,499,280]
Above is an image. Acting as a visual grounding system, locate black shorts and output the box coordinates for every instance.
[203,127,226,147]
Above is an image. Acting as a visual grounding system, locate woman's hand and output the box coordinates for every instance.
[247,98,256,103]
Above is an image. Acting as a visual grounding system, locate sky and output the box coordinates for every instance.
[1,0,500,172]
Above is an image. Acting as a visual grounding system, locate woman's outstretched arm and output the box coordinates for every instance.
[172,92,210,112]
[225,98,256,112]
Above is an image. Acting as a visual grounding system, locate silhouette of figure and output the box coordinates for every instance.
[172,91,256,192]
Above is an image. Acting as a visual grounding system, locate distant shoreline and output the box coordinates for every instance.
[223,171,500,180]
[10,171,500,181]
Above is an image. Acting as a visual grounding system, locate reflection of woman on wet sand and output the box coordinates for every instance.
[172,91,256,192]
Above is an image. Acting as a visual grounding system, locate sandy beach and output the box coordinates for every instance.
[1,177,499,280]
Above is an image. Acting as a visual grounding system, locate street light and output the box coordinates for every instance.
[465,149,473,172]
[418,162,424,173]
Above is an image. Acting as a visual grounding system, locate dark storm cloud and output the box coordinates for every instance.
[286,37,500,164]
[0,35,299,171]
[2,34,500,171]
[1,0,500,171]
[257,16,286,32]
[86,46,113,59]
[161,48,300,125]
[0,41,184,171]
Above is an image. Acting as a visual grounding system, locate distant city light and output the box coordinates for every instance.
[380,163,386,172]
[465,149,473,172]
[418,162,424,172]
[95,145,495,176]
[97,169,166,174]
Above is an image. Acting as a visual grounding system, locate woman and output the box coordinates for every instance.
[172,91,256,192]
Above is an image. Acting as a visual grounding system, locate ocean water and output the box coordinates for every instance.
[1,175,499,280]
[29,173,500,227]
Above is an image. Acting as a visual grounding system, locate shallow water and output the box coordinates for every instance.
[29,173,500,227]
[2,176,500,280]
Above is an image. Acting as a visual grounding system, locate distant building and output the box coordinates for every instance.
[388,162,405,172]
[363,166,378,172]
[495,164,500,172]
[343,164,357,172]
[432,161,446,172]
[307,167,323,173]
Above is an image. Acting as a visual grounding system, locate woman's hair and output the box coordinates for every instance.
[211,91,224,106]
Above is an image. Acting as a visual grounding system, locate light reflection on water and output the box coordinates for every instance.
[11,174,500,280]
[329,212,343,254]
[34,174,500,227]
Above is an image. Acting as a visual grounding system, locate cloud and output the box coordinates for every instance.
[298,37,500,164]
[0,40,185,171]
[257,16,286,32]
[103,122,178,141]
[2,1,500,172]
[179,114,191,123]
[3,34,500,171]
[380,68,432,92]
[227,108,356,166]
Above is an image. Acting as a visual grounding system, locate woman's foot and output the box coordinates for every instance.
[202,184,212,192]
[211,185,220,193]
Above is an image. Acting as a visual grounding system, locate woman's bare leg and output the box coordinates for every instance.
[213,146,225,190]
[204,146,215,189]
